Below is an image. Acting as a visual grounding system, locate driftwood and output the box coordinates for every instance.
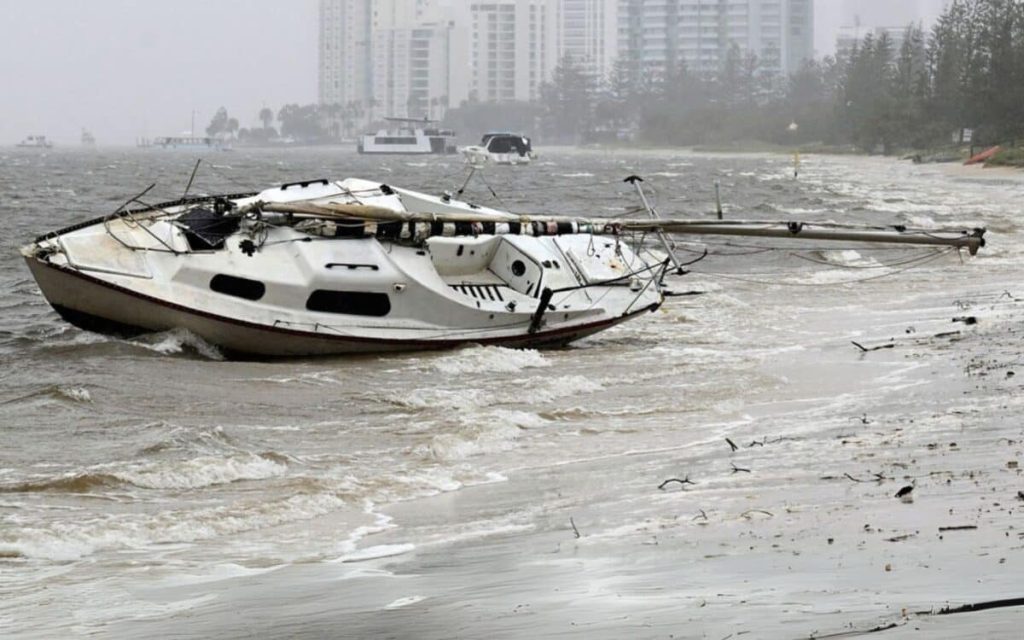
[569,517,581,539]
[659,476,696,490]
[844,472,889,483]
[852,340,895,353]
[938,525,978,532]
[725,437,739,452]
[932,596,1024,615]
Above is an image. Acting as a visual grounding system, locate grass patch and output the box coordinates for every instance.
[986,146,1024,167]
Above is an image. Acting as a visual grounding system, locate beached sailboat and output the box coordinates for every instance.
[21,176,984,357]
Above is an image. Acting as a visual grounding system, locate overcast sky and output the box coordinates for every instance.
[0,1,949,146]
[0,0,318,146]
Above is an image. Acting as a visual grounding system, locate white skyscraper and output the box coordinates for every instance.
[320,0,469,121]
[553,0,618,81]
[373,19,468,118]
[616,0,814,78]
[318,0,372,108]
[467,0,555,103]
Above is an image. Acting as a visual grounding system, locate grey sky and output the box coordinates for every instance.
[1,0,317,146]
[2,1,950,146]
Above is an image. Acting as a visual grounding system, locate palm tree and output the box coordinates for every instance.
[258,107,274,130]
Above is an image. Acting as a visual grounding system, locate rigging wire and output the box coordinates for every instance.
[692,247,958,287]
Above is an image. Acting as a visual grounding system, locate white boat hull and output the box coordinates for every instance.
[22,178,663,357]
[26,256,654,356]
[460,145,534,165]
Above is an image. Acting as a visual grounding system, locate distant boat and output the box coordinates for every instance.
[17,135,52,149]
[357,117,456,155]
[461,132,535,165]
[81,129,96,147]
[146,135,231,151]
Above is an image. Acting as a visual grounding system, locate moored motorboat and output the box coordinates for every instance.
[20,176,985,358]
[461,132,535,165]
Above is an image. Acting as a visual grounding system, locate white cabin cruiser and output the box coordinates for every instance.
[461,132,535,165]
[21,176,984,358]
[358,118,457,155]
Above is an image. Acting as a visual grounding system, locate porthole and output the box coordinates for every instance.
[511,259,526,277]
[210,274,265,301]
[306,290,391,317]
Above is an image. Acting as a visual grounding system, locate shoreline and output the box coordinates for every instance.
[107,280,1024,639]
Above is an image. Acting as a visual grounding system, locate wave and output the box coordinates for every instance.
[0,472,121,494]
[0,453,288,494]
[0,384,93,407]
[337,543,415,564]
[427,345,550,375]
[135,423,241,456]
[813,249,883,269]
[2,492,348,561]
[419,409,550,461]
[109,454,288,490]
[241,371,343,386]
[129,328,224,360]
[383,374,602,410]
[385,595,426,609]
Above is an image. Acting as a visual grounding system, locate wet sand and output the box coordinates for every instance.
[108,281,1024,639]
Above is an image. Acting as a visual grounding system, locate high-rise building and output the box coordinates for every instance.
[467,0,555,103]
[835,25,912,61]
[373,19,468,119]
[318,0,372,108]
[616,0,814,78]
[320,0,468,122]
[553,0,618,82]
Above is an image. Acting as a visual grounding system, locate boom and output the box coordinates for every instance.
[255,201,986,256]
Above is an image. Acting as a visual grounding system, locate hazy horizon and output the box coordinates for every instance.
[1,0,950,146]
[0,0,318,146]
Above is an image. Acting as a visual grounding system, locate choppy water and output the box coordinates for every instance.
[1,147,1022,638]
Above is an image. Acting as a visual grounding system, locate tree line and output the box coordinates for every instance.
[531,0,1024,152]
